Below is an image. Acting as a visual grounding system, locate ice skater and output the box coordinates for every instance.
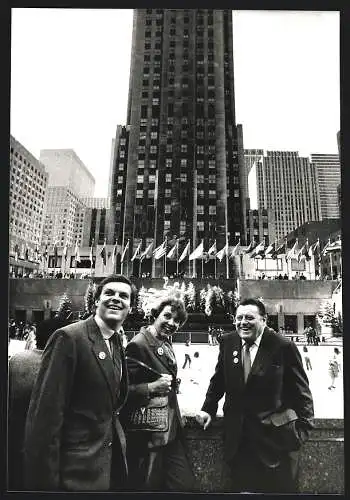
[328,347,341,390]
[302,346,312,371]
[182,339,192,369]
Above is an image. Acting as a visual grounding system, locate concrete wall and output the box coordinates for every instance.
[183,417,343,494]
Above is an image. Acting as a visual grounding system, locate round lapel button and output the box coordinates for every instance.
[99,351,106,360]
[157,347,164,355]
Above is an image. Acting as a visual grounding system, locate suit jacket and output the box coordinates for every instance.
[8,349,43,490]
[121,326,182,449]
[23,316,129,491]
[201,327,314,466]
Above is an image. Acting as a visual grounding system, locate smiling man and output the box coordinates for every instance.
[196,297,314,494]
[23,275,134,491]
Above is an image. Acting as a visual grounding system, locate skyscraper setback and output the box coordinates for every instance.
[110,9,247,277]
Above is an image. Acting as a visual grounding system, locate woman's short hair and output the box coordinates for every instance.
[150,296,188,327]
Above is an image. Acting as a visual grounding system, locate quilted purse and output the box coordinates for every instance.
[127,395,169,432]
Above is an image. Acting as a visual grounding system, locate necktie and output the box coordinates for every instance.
[109,333,122,382]
[242,342,252,382]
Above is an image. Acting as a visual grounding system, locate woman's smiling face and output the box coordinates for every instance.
[153,305,181,339]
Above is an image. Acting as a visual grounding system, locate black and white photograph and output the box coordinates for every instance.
[8,8,343,494]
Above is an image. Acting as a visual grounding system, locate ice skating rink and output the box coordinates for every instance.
[173,342,343,419]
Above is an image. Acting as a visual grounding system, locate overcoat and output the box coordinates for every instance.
[202,327,314,468]
[23,316,128,491]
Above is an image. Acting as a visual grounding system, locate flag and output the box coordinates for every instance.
[89,239,94,264]
[207,241,217,257]
[43,244,48,261]
[53,241,59,267]
[140,242,154,260]
[100,239,107,265]
[63,241,68,261]
[298,239,311,262]
[244,240,257,254]
[24,246,29,260]
[324,239,341,253]
[120,240,130,262]
[74,241,81,263]
[286,239,300,260]
[131,241,142,261]
[250,240,265,259]
[271,240,286,259]
[189,241,204,260]
[264,242,275,258]
[14,244,19,262]
[308,239,320,258]
[216,244,228,262]
[111,240,117,265]
[178,240,190,263]
[34,245,39,262]
[153,240,167,260]
[230,239,241,258]
[167,240,179,259]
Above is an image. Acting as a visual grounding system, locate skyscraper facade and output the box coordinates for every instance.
[311,153,340,219]
[110,9,247,277]
[256,151,321,241]
[9,135,48,276]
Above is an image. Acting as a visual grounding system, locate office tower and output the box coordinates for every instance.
[40,149,96,250]
[110,9,247,277]
[39,149,95,198]
[244,149,264,175]
[256,151,321,241]
[9,135,48,276]
[245,208,276,245]
[311,153,341,219]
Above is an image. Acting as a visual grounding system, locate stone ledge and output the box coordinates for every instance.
[182,416,344,493]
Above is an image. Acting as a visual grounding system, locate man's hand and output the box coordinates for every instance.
[196,410,212,430]
[148,374,172,395]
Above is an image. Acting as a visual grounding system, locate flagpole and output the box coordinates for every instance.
[214,251,217,279]
[329,252,333,279]
[139,256,142,278]
[201,254,204,279]
[164,237,167,277]
[226,233,229,279]
[176,243,179,276]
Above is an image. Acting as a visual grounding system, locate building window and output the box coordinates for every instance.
[180,173,187,182]
[209,205,216,215]
[150,145,157,154]
[137,175,144,184]
[136,190,143,198]
[180,159,187,167]
[164,205,171,213]
[209,190,216,199]
[197,205,204,214]
[166,159,173,168]
[197,221,205,231]
[181,144,188,153]
[197,175,204,184]
[209,175,216,183]
[165,189,171,197]
[166,173,172,183]
[148,190,155,198]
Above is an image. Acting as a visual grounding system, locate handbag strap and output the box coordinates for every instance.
[125,356,164,378]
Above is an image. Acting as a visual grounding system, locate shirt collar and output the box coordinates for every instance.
[242,330,264,349]
[94,314,124,340]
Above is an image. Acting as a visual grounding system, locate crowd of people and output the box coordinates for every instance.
[8,274,317,494]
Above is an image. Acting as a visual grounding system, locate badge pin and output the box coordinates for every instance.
[157,347,164,356]
[233,357,239,364]
[99,351,106,360]
[233,350,238,356]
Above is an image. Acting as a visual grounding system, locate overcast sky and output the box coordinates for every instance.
[10,9,340,198]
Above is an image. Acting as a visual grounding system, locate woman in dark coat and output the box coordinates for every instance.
[122,295,196,491]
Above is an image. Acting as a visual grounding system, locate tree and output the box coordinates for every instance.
[185,282,196,311]
[83,280,96,318]
[57,292,72,320]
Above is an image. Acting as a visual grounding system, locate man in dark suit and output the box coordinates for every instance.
[23,275,134,491]
[196,297,314,493]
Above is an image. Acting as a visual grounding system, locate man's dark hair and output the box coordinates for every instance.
[150,296,188,327]
[238,297,267,317]
[94,275,136,305]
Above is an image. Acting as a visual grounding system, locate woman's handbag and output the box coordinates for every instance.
[125,356,170,432]
[127,395,169,432]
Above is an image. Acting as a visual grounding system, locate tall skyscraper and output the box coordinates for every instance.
[256,151,321,241]
[9,135,48,276]
[311,153,340,219]
[40,149,96,249]
[110,9,247,277]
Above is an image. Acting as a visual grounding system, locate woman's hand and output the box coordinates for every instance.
[148,374,172,395]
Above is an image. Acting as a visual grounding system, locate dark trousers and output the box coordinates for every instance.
[182,354,191,369]
[128,437,196,491]
[228,440,298,493]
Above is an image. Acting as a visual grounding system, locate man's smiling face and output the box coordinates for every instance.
[235,304,266,343]
[95,281,131,329]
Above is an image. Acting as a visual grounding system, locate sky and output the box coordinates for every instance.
[10,9,340,198]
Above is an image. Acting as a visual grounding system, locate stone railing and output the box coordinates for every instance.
[182,417,344,494]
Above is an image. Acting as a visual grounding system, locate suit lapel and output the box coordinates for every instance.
[227,332,245,390]
[87,317,116,401]
[142,327,177,377]
[248,327,278,381]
